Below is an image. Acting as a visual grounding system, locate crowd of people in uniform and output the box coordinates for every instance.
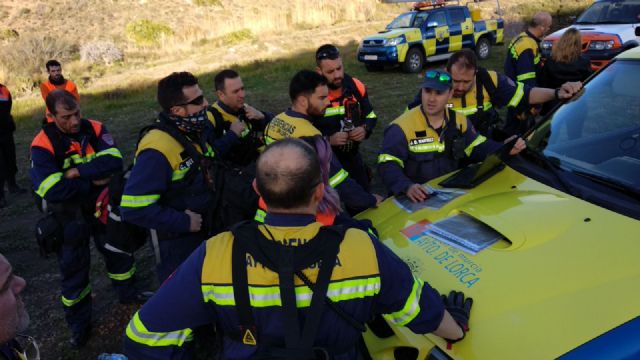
[0,10,595,359]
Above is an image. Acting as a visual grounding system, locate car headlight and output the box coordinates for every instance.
[541,40,553,50]
[386,37,405,46]
[588,40,616,50]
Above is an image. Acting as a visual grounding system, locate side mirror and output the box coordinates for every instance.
[636,26,640,36]
[569,15,577,23]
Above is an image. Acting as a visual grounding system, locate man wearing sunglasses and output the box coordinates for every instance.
[379,70,526,202]
[121,72,219,282]
[0,254,36,360]
[315,44,377,193]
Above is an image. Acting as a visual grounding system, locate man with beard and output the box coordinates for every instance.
[379,70,526,202]
[315,44,377,191]
[0,254,34,360]
[40,60,80,123]
[264,70,381,213]
[208,69,273,166]
[120,72,218,282]
[407,50,582,139]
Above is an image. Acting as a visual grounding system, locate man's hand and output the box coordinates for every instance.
[64,168,80,179]
[373,193,384,206]
[558,81,582,99]
[92,178,111,186]
[243,104,265,121]
[406,184,430,203]
[348,126,366,142]
[329,132,349,146]
[442,291,473,344]
[508,137,526,155]
[229,119,247,136]
[185,209,202,232]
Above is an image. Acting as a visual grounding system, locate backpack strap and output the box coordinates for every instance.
[41,119,100,169]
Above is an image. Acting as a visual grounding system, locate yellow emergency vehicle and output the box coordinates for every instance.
[359,47,640,359]
[357,0,504,73]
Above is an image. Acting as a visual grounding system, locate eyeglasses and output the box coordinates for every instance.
[15,334,40,360]
[175,95,205,107]
[316,47,340,61]
[425,70,452,84]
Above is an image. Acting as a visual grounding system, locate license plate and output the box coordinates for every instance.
[364,55,378,61]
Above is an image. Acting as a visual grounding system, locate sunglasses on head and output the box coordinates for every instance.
[425,70,452,84]
[176,94,205,107]
[316,47,340,61]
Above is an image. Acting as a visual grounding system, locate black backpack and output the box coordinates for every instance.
[228,222,365,359]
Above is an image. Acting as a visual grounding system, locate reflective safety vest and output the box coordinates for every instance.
[40,80,80,122]
[506,31,541,83]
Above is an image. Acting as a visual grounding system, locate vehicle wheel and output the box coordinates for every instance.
[475,37,491,60]
[402,47,424,73]
[365,63,384,72]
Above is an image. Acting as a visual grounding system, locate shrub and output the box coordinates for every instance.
[125,20,174,46]
[222,29,255,45]
[0,29,19,42]
[80,41,124,65]
[0,35,74,78]
[193,0,221,6]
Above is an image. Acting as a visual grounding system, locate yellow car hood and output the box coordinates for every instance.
[359,165,640,359]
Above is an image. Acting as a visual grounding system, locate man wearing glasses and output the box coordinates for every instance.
[0,254,38,360]
[314,44,377,193]
[121,72,218,282]
[378,70,526,202]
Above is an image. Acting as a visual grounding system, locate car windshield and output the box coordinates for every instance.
[387,12,415,29]
[576,0,640,24]
[525,59,640,209]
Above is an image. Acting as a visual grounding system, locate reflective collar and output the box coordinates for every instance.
[525,29,541,43]
[264,213,316,227]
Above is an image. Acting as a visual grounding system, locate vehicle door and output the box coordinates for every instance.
[447,7,474,51]
[423,10,449,55]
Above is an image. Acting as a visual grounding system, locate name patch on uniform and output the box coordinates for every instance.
[179,157,195,170]
[269,117,296,138]
[409,137,434,146]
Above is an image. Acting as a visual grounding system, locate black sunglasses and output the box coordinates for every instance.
[175,94,205,107]
[316,47,340,61]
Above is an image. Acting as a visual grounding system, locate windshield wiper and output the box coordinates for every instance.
[571,170,640,201]
[522,148,582,197]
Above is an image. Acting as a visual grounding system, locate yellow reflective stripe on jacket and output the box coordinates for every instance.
[409,142,445,153]
[171,167,190,181]
[534,54,541,65]
[108,265,136,281]
[452,102,493,116]
[329,168,349,188]
[383,276,424,326]
[324,106,345,117]
[254,209,266,223]
[62,285,91,307]
[36,172,63,197]
[120,194,161,208]
[204,144,215,157]
[96,147,123,159]
[464,134,487,156]
[126,312,193,347]
[202,276,381,308]
[264,135,277,146]
[516,72,536,82]
[366,111,377,119]
[508,82,525,108]
[377,154,404,168]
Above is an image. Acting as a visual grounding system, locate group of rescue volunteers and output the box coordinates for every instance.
[2,21,585,357]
